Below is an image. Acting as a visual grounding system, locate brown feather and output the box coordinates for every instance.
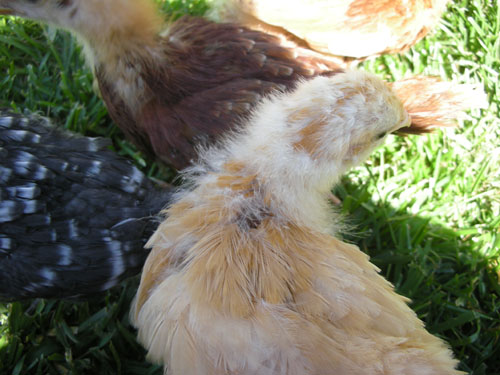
[134,162,461,374]
[0,0,485,170]
[99,15,344,169]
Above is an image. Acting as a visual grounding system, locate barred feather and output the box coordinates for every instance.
[0,111,172,300]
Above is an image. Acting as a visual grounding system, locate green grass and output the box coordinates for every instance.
[0,0,499,374]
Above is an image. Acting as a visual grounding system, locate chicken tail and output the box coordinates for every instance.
[390,76,488,134]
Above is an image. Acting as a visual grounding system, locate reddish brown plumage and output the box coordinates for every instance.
[96,15,343,169]
[94,14,482,169]
[130,73,461,374]
[0,0,486,170]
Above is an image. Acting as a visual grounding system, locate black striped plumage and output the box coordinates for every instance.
[0,111,173,300]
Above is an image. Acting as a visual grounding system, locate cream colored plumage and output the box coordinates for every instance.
[131,71,461,374]
[0,0,487,167]
[208,0,450,60]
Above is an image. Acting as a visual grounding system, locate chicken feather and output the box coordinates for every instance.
[0,0,485,170]
[208,0,450,59]
[131,71,462,374]
[0,110,173,300]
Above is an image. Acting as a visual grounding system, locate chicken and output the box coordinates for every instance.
[0,111,173,301]
[208,0,450,60]
[131,71,461,374]
[0,0,485,169]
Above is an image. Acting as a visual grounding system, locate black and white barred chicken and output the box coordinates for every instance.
[0,110,173,301]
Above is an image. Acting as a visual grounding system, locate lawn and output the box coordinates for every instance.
[0,0,499,374]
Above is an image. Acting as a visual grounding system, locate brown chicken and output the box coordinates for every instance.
[131,71,461,375]
[0,0,484,170]
[208,0,450,60]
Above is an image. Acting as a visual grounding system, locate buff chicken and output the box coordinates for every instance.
[0,0,485,170]
[208,0,450,60]
[0,111,173,301]
[131,71,461,374]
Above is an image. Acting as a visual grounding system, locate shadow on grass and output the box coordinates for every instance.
[335,179,500,375]
[0,178,498,375]
[0,0,497,373]
[0,278,160,375]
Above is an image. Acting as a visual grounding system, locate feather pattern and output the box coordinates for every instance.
[0,0,485,170]
[0,111,172,300]
[96,15,342,169]
[390,76,488,133]
[132,72,461,374]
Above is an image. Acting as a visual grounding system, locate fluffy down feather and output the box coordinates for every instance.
[0,0,485,169]
[131,71,461,374]
[0,111,172,300]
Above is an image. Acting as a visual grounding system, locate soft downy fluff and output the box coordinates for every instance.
[131,71,462,375]
[0,0,486,169]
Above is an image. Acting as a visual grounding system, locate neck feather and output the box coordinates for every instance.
[185,132,344,235]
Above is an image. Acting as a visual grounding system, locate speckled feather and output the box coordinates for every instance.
[0,111,172,300]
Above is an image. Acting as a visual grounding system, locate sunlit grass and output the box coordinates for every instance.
[0,0,498,374]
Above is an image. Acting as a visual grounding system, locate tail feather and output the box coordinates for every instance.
[391,76,488,134]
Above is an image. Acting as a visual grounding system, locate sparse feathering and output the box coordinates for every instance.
[0,111,172,301]
[0,0,485,169]
[208,0,450,60]
[131,71,461,374]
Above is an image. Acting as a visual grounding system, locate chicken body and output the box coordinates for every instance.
[131,71,460,374]
[0,0,485,170]
[0,111,172,300]
[208,0,450,59]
